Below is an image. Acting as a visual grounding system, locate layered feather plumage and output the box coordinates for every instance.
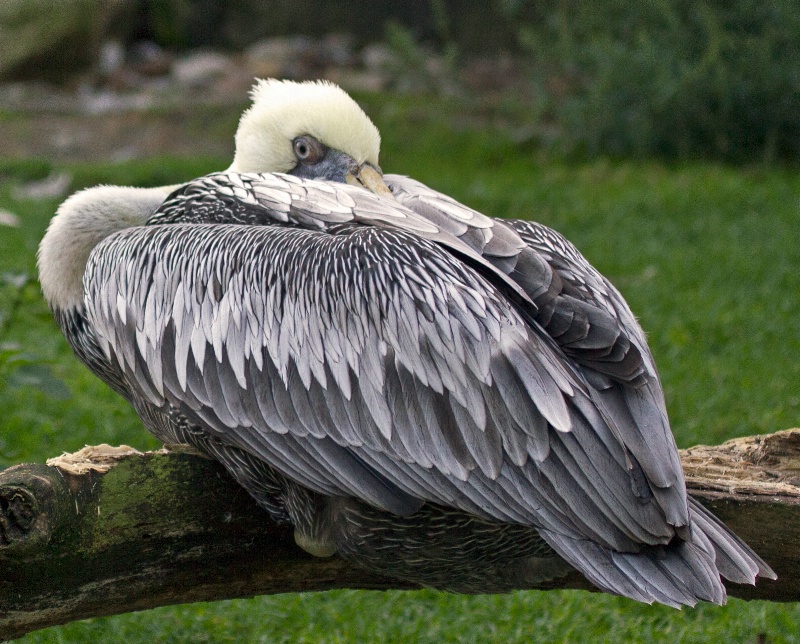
[62,171,773,605]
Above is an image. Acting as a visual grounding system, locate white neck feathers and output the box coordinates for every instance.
[38,185,173,311]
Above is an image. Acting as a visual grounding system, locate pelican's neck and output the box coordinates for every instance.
[38,185,175,311]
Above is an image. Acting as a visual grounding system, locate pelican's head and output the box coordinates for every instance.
[228,78,392,196]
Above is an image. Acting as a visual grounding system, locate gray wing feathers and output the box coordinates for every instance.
[87,222,673,540]
[87,223,565,499]
[386,175,651,386]
[385,174,689,503]
[381,175,777,595]
[83,174,773,604]
[508,218,656,378]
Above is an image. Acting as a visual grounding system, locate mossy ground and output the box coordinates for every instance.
[2,101,800,641]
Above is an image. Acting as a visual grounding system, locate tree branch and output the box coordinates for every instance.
[2,430,799,640]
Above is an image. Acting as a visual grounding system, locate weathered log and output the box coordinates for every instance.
[1,430,799,640]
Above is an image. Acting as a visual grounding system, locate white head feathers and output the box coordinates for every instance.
[229,79,382,173]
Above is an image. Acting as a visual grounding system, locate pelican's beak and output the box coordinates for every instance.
[346,164,394,198]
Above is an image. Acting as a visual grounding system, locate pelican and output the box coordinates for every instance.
[38,79,774,605]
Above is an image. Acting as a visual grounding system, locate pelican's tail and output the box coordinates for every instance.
[540,496,775,608]
[686,496,775,585]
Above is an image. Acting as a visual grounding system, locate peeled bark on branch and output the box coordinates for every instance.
[2,430,800,640]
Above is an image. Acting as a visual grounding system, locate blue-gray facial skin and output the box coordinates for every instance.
[289,145,361,183]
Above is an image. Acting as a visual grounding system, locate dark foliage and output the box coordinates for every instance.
[504,0,800,161]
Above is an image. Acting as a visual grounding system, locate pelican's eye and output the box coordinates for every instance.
[292,136,326,165]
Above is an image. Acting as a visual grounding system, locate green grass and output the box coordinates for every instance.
[1,107,800,641]
[14,590,800,643]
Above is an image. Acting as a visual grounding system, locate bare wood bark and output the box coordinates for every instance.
[2,430,800,640]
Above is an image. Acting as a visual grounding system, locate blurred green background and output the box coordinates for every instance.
[1,1,800,641]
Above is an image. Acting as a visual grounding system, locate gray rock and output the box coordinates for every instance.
[0,209,20,227]
[326,69,388,93]
[12,172,72,200]
[319,33,355,67]
[128,41,173,78]
[245,36,315,79]
[361,43,399,72]
[172,51,234,87]
[98,41,126,76]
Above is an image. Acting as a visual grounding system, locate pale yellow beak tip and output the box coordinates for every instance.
[346,164,394,199]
